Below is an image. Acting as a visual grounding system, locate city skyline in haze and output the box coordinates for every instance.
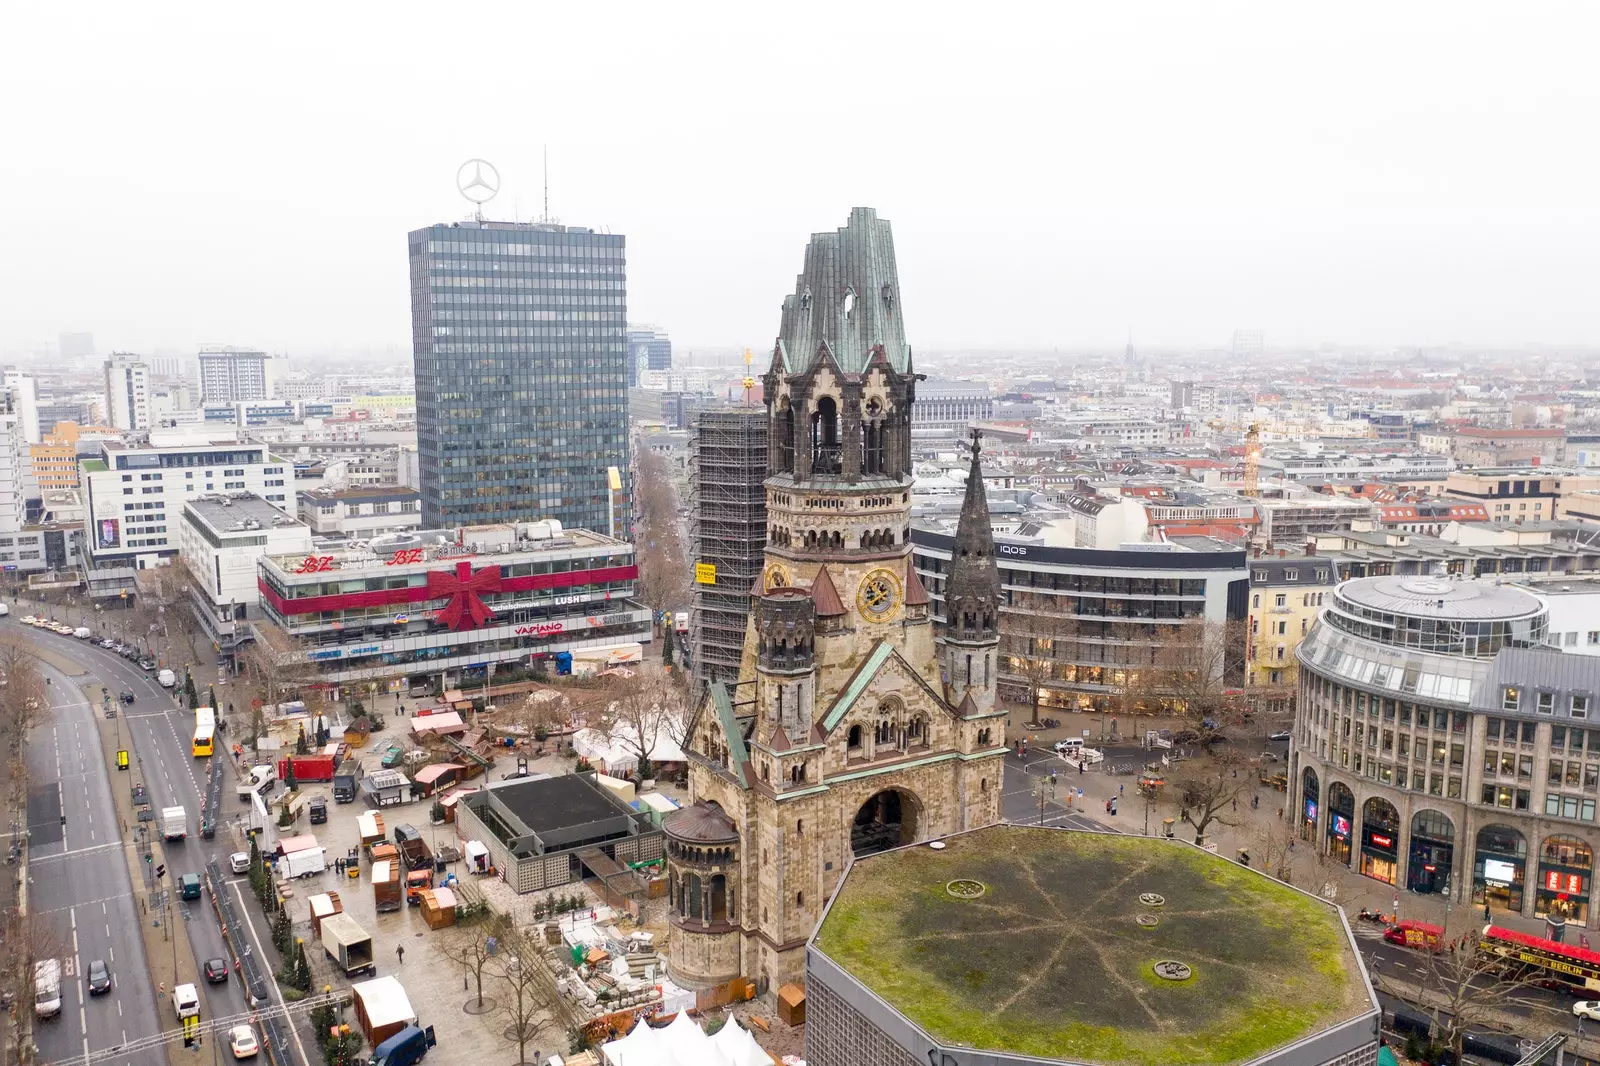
[3,4,1599,357]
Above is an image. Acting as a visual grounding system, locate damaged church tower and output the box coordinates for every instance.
[664,208,1006,992]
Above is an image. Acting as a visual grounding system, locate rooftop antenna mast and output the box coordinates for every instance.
[542,145,550,223]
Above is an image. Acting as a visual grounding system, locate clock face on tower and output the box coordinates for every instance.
[856,568,903,621]
[763,563,790,591]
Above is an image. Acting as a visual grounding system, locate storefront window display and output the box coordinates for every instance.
[1360,797,1400,886]
[1407,809,1455,895]
[1327,781,1355,867]
[1301,768,1320,843]
[1472,824,1527,916]
[1536,835,1594,926]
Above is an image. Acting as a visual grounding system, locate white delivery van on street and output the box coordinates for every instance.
[157,669,177,688]
[171,982,199,1020]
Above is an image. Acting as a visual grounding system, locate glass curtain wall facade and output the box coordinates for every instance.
[409,221,628,532]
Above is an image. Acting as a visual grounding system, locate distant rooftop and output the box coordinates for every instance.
[185,494,301,534]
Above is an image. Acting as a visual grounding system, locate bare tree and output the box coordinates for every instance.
[236,623,320,743]
[1249,814,1299,885]
[1144,619,1250,743]
[1173,748,1254,846]
[437,915,508,1012]
[998,596,1082,726]
[1395,917,1548,1064]
[602,674,687,780]
[489,922,585,1066]
[631,445,691,613]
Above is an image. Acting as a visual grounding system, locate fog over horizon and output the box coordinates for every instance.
[4,3,1599,358]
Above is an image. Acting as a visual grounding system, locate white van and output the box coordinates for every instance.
[158,669,177,688]
[73,627,91,639]
[0,603,9,617]
[171,982,199,1020]
[33,959,61,1018]
[1053,738,1085,757]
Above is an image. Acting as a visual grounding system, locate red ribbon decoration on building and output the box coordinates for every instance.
[426,562,503,630]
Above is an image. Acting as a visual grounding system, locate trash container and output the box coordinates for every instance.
[1162,818,1175,839]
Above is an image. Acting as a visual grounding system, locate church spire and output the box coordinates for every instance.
[947,430,1000,642]
[941,431,1001,713]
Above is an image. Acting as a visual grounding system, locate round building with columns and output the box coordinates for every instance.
[1290,574,1600,928]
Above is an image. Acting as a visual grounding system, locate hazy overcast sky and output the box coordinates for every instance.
[4,3,1598,358]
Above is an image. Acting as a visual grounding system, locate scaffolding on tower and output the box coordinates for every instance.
[689,400,769,687]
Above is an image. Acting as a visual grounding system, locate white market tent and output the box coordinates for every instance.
[710,1017,773,1066]
[599,1010,772,1066]
[572,718,687,778]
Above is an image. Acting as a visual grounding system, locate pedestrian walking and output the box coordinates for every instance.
[396,944,405,966]
[1251,795,1259,810]
[1049,769,1057,786]
[1078,760,1084,775]
[1118,783,1124,797]
[1231,798,1237,812]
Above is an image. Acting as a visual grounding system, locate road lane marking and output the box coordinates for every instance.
[29,841,126,862]
[230,881,312,1066]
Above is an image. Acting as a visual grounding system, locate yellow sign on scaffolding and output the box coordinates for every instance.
[695,563,717,586]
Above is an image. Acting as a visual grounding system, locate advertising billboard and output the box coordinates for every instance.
[97,518,120,549]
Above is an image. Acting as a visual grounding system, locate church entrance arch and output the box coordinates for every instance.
[850,788,923,858]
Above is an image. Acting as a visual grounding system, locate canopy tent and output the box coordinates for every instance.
[709,1017,773,1066]
[572,716,687,778]
[599,1011,744,1066]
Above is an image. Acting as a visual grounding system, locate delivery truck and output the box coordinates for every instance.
[393,824,433,871]
[160,806,187,841]
[278,754,338,783]
[372,860,401,913]
[320,913,375,978]
[333,759,362,803]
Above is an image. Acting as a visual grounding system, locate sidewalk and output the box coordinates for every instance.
[1004,712,1558,944]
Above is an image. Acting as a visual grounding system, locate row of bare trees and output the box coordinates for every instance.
[437,914,588,1063]
[631,445,691,616]
[0,637,58,1063]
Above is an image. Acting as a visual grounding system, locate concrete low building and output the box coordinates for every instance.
[806,824,1379,1066]
[454,773,662,895]
[178,493,312,664]
[1291,574,1600,928]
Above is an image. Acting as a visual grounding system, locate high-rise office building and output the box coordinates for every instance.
[627,325,672,385]
[198,346,276,402]
[408,220,628,531]
[1,371,40,444]
[104,354,152,430]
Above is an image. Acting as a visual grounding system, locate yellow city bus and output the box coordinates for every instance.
[192,707,215,758]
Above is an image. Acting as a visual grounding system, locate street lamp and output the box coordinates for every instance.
[1032,774,1056,826]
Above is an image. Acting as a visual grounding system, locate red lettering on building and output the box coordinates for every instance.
[294,555,335,574]
[387,548,424,566]
[515,622,566,637]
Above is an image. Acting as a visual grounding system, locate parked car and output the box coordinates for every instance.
[229,852,251,874]
[137,658,156,671]
[85,960,111,996]
[1258,751,1280,763]
[1575,1001,1600,1022]
[1269,730,1292,742]
[203,958,229,983]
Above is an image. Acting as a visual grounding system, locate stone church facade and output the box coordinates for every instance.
[665,208,1007,992]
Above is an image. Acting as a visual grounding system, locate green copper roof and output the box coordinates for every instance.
[821,641,897,732]
[707,682,748,787]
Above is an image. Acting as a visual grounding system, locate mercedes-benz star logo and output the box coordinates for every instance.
[456,159,500,205]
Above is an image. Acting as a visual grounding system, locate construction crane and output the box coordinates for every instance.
[1205,419,1263,498]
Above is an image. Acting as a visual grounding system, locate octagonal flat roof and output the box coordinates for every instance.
[812,825,1373,1066]
[1336,574,1544,621]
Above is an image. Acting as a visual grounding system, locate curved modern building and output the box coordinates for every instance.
[1292,574,1600,928]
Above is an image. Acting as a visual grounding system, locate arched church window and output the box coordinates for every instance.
[812,397,841,474]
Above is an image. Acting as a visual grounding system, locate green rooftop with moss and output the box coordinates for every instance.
[813,825,1370,1066]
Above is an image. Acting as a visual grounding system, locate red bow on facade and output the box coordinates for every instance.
[427,562,503,630]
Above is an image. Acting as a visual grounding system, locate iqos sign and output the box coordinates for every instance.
[997,544,1030,557]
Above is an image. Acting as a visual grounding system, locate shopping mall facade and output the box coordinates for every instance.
[1291,574,1600,928]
